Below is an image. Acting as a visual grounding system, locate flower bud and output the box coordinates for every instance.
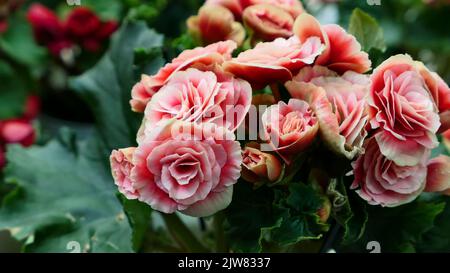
[0,119,35,147]
[425,155,450,195]
[243,4,293,42]
[317,196,331,223]
[110,147,139,200]
[241,143,283,184]
[187,5,245,46]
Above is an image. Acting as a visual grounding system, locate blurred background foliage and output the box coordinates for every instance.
[1,0,450,253]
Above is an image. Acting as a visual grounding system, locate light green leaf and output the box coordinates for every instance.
[348,8,386,53]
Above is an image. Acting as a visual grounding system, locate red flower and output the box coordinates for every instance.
[23,95,41,121]
[95,21,118,41]
[27,4,72,55]
[0,146,5,170]
[0,119,35,147]
[65,8,118,52]
[65,7,101,39]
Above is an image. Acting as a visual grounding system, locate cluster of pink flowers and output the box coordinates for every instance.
[0,96,39,170]
[351,55,450,206]
[111,1,450,216]
[112,41,251,217]
[27,4,118,56]
[187,0,305,46]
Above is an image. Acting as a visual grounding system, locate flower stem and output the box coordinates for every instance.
[161,213,209,253]
[213,211,228,253]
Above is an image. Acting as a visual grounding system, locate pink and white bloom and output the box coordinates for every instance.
[131,120,242,217]
[351,136,428,207]
[261,98,319,162]
[110,148,139,199]
[130,40,237,112]
[293,13,371,74]
[286,66,370,159]
[187,5,245,46]
[144,68,252,132]
[415,61,450,133]
[224,36,324,88]
[368,54,441,166]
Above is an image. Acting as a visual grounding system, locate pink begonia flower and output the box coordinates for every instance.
[110,148,139,199]
[261,98,319,162]
[425,155,450,196]
[368,54,440,166]
[224,36,324,88]
[415,61,450,133]
[351,136,428,207]
[130,40,237,112]
[205,0,246,20]
[246,0,304,18]
[286,66,370,159]
[144,68,252,132]
[241,142,282,184]
[205,0,304,20]
[293,13,371,74]
[130,120,242,217]
[187,5,245,46]
[243,4,294,42]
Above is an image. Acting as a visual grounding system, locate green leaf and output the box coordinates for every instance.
[224,182,285,252]
[0,12,47,67]
[0,133,133,252]
[348,8,386,53]
[0,61,28,120]
[271,183,328,246]
[120,197,152,252]
[339,200,445,253]
[70,21,165,151]
[329,178,368,245]
[417,196,450,253]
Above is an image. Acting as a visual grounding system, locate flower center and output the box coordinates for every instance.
[280,111,307,134]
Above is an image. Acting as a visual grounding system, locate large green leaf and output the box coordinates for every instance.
[417,197,450,253]
[330,178,368,245]
[224,182,285,252]
[338,200,445,253]
[348,8,386,53]
[0,131,133,252]
[270,183,329,246]
[70,21,164,151]
[120,197,152,252]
